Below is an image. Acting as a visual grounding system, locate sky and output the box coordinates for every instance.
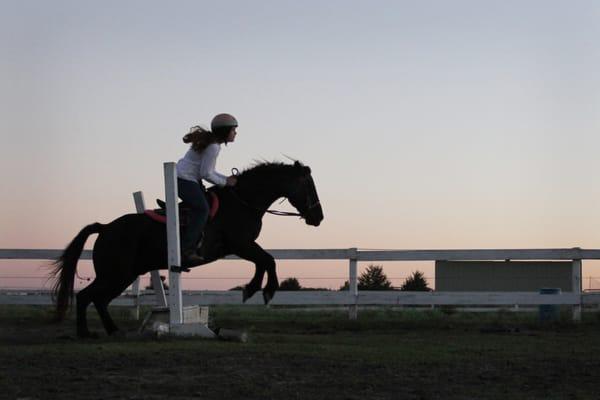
[1,0,599,290]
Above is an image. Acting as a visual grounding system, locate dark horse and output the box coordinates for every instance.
[51,161,323,337]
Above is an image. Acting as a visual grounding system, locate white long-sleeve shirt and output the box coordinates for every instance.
[176,143,228,187]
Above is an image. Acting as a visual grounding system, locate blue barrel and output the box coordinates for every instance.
[539,288,561,322]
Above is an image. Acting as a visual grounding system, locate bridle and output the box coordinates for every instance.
[228,168,320,218]
[289,174,322,215]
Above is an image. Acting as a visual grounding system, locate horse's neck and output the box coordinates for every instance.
[239,186,284,211]
[237,174,287,212]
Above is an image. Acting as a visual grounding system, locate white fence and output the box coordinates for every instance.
[2,248,600,320]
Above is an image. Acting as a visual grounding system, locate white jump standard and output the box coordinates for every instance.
[160,162,216,337]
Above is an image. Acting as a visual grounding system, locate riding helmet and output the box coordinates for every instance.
[211,113,238,131]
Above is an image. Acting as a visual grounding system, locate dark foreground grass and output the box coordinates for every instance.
[1,305,600,400]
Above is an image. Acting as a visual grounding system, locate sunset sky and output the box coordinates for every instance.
[1,1,599,290]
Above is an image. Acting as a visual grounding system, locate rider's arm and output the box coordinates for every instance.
[199,144,228,187]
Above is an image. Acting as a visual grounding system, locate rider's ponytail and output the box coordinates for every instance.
[183,126,216,152]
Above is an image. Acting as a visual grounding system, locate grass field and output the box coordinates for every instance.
[1,305,600,400]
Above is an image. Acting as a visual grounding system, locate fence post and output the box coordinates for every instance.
[132,191,168,309]
[164,162,183,326]
[348,247,358,320]
[572,259,582,322]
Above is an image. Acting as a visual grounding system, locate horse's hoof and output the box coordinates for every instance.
[243,286,258,303]
[262,291,273,305]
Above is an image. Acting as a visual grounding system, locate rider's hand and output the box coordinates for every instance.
[226,176,237,186]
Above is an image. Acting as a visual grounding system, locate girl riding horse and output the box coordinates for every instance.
[177,113,239,265]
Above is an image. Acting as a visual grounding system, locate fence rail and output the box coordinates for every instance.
[2,248,600,319]
[2,289,599,307]
[2,248,600,261]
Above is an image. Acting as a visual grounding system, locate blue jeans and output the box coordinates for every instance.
[177,178,209,252]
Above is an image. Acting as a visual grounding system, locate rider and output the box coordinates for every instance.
[176,113,238,265]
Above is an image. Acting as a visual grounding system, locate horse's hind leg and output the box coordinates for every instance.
[76,279,104,338]
[93,276,137,336]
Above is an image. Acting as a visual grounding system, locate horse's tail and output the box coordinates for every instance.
[50,222,104,321]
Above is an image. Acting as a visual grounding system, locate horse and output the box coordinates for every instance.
[50,161,324,338]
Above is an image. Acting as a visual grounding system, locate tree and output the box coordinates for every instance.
[338,265,394,290]
[400,271,432,291]
[359,265,393,290]
[279,277,302,291]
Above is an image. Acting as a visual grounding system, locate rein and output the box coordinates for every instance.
[265,198,321,216]
[225,186,303,217]
[268,199,321,216]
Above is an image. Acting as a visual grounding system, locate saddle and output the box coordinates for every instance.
[144,192,220,225]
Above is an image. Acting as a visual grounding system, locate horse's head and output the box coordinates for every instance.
[286,161,324,226]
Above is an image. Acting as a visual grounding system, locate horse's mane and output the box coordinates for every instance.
[237,161,302,184]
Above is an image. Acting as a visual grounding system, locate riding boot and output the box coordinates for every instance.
[182,248,204,266]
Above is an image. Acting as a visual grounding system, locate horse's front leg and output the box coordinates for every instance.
[232,241,278,304]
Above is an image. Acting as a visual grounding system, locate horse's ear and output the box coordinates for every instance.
[293,160,310,176]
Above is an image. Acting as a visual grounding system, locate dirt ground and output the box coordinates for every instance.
[2,305,600,400]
